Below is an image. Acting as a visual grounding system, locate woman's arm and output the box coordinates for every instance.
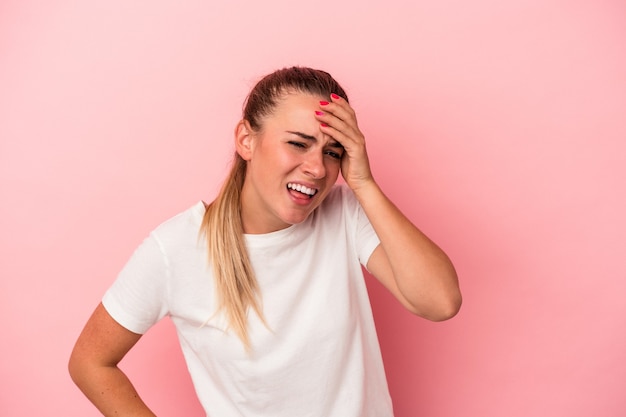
[68,303,157,416]
[357,182,461,321]
[316,94,461,321]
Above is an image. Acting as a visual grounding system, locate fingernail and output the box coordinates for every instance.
[320,101,329,106]
[331,93,340,100]
[315,111,324,116]
[320,122,329,127]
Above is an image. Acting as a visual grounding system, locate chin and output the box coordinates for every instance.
[281,211,313,226]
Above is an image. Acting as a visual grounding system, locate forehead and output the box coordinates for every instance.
[258,93,338,146]
[272,92,324,116]
[261,93,322,128]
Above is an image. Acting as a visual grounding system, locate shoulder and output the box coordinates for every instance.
[149,201,206,249]
[319,184,356,207]
[152,201,204,231]
[308,184,361,228]
[317,184,360,216]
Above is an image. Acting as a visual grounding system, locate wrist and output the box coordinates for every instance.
[350,178,381,203]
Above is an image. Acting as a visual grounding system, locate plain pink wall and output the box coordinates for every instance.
[1,1,625,416]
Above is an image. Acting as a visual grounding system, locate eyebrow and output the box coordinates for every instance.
[286,131,344,148]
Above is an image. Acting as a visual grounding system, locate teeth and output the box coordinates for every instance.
[287,183,317,196]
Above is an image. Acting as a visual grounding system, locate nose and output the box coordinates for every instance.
[302,151,326,179]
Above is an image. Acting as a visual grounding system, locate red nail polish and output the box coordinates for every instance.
[331,93,340,100]
[320,101,329,106]
[320,122,329,127]
[315,111,324,116]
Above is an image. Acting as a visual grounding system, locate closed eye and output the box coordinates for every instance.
[288,141,307,149]
[326,141,344,160]
[325,150,342,159]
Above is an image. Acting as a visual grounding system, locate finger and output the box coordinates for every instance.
[315,105,360,141]
[318,121,363,153]
[314,110,350,134]
[330,93,356,119]
[315,113,360,150]
[319,96,357,125]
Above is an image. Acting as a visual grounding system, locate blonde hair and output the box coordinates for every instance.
[200,67,349,349]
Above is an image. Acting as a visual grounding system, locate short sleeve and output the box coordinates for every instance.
[339,185,380,268]
[102,233,170,334]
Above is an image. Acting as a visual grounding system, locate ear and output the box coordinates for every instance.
[234,119,255,161]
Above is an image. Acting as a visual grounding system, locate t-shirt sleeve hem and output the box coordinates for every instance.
[102,292,153,335]
[360,241,381,272]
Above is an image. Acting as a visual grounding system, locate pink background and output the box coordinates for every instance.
[1,1,625,416]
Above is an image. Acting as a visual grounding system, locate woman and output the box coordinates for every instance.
[69,66,461,417]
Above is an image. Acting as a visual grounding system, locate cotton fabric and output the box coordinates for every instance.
[103,184,394,417]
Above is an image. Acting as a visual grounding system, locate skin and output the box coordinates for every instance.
[68,305,154,417]
[235,93,344,234]
[238,91,461,319]
[313,93,461,319]
[68,90,461,416]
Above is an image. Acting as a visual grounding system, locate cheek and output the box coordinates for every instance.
[254,146,289,172]
[326,161,342,179]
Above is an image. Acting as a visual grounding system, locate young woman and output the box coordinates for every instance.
[69,66,461,417]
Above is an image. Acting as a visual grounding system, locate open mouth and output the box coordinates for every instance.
[287,182,318,199]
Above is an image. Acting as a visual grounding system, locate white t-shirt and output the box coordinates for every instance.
[103,184,394,417]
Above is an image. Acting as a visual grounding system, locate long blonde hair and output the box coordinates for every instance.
[200,67,349,349]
